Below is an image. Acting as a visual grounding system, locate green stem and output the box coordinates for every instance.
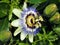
[32,40,40,45]
[9,38,13,45]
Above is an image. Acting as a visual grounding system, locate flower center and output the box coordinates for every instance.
[25,13,36,29]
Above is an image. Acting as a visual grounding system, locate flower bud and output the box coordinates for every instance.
[0,30,12,42]
[49,12,60,24]
[44,4,58,17]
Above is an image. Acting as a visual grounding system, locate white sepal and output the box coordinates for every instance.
[29,34,34,43]
[14,27,21,36]
[11,19,20,27]
[20,31,28,41]
[12,8,22,18]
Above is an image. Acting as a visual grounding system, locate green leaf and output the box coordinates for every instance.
[48,0,59,3]
[19,43,25,45]
[1,0,10,3]
[48,35,58,41]
[37,33,43,40]
[0,2,10,18]
[49,41,53,45]
[0,17,9,31]
[53,27,60,36]
[59,0,60,2]
[9,5,13,20]
[19,43,28,45]
[0,30,12,42]
[47,31,58,42]
[9,10,12,20]
[28,0,46,4]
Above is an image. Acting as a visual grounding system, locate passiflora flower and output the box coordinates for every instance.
[11,0,43,43]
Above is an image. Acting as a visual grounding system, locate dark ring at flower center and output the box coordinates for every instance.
[25,13,36,29]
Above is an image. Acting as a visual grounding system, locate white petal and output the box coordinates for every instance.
[20,31,28,41]
[11,19,20,27]
[14,27,21,36]
[12,8,22,18]
[29,34,34,43]
[23,2,27,9]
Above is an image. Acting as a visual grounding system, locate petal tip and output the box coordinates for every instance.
[11,19,20,27]
[14,33,16,36]
[20,32,28,41]
[29,34,33,43]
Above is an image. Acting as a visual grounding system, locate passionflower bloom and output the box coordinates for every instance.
[11,1,43,43]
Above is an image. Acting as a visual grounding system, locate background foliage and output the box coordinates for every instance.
[0,0,60,45]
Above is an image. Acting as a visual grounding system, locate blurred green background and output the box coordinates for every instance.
[0,0,60,45]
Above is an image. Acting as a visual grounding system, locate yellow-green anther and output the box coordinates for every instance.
[35,16,44,22]
[39,16,44,21]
